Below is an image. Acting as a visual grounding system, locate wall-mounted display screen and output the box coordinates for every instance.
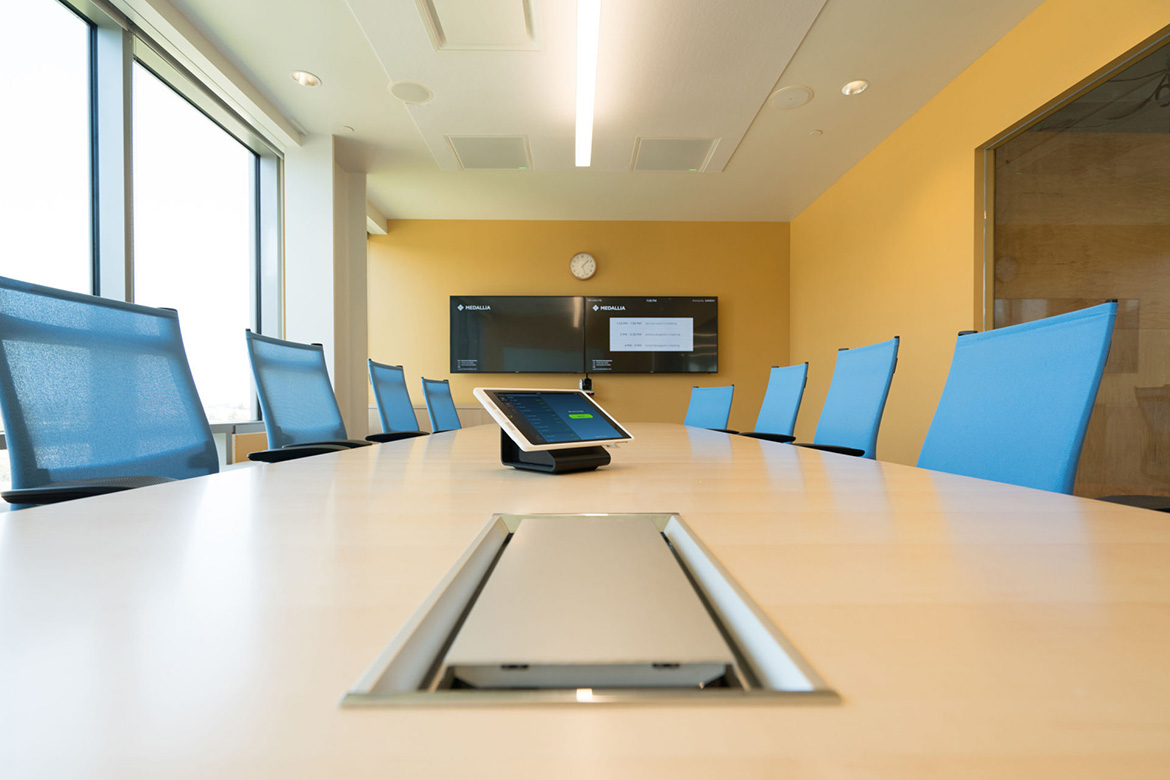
[584,297,718,373]
[450,296,585,373]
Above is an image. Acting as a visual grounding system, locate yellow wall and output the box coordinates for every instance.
[368,220,789,432]
[790,0,1170,465]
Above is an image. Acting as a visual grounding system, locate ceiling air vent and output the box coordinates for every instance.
[447,135,532,170]
[632,138,718,172]
[416,0,539,51]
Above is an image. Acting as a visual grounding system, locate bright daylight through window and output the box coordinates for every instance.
[133,63,258,423]
[0,0,280,453]
[0,0,91,293]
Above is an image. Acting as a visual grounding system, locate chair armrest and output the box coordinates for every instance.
[366,431,429,443]
[280,439,372,450]
[793,443,865,457]
[249,444,350,463]
[738,432,796,443]
[2,475,177,506]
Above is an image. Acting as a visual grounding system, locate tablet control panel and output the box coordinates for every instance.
[492,391,621,445]
[474,388,633,454]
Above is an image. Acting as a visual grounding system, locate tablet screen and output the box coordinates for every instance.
[479,390,631,447]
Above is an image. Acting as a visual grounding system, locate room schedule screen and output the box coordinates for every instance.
[492,392,625,445]
[584,297,717,373]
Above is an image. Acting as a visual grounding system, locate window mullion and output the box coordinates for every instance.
[92,20,133,301]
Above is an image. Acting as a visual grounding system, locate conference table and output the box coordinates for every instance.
[1,423,1168,778]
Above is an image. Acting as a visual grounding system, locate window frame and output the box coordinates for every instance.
[63,0,282,423]
[975,25,1170,331]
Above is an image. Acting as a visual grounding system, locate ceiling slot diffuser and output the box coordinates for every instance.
[447,136,532,170]
[632,138,719,172]
[416,0,539,51]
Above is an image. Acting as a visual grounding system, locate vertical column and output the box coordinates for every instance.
[283,134,335,353]
[333,159,369,438]
[282,134,370,438]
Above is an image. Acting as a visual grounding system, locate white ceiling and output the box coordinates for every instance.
[346,0,829,173]
[156,0,1045,222]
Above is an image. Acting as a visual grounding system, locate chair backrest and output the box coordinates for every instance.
[368,360,420,433]
[917,301,1117,493]
[684,385,735,430]
[0,275,219,489]
[754,363,808,435]
[245,330,348,448]
[421,378,461,432]
[813,337,900,458]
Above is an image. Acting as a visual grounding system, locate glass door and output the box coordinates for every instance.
[992,41,1170,497]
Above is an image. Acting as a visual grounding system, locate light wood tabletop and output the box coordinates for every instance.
[1,423,1168,778]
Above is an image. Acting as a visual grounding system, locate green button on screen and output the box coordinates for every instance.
[568,413,593,419]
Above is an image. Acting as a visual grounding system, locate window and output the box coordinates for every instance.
[133,63,258,422]
[0,0,92,293]
[0,0,282,464]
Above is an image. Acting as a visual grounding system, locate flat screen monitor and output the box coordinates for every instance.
[584,297,718,373]
[474,387,633,451]
[451,296,585,373]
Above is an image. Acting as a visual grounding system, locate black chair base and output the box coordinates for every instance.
[3,475,177,505]
[249,444,351,463]
[738,432,796,443]
[366,431,429,443]
[794,443,865,457]
[291,439,372,449]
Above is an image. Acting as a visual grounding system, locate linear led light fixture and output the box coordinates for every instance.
[575,0,601,167]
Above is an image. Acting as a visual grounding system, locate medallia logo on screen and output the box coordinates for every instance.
[593,305,625,311]
[458,304,491,311]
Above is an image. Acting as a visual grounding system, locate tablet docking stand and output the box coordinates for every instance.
[500,430,611,474]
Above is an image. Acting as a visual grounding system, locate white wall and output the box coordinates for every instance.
[282,134,370,438]
[333,160,369,438]
[284,134,335,351]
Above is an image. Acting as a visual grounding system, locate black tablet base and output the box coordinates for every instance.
[500,430,611,474]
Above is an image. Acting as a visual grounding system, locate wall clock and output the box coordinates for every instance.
[570,252,597,280]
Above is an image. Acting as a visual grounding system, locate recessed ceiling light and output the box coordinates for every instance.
[291,71,321,87]
[768,86,814,110]
[808,129,823,136]
[389,81,434,104]
[841,80,869,96]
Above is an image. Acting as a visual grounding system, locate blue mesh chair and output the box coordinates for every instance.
[683,385,736,432]
[245,331,371,462]
[918,302,1116,494]
[421,378,461,433]
[797,337,900,458]
[0,275,219,506]
[739,363,808,443]
[367,360,428,443]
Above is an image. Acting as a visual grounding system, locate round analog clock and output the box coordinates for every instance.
[570,252,597,280]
